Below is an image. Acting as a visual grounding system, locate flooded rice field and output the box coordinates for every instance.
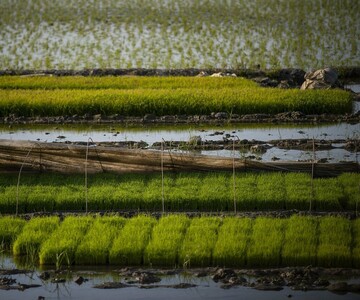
[1,255,359,300]
[1,122,359,163]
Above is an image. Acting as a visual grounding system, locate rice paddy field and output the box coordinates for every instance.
[0,76,353,116]
[0,0,359,70]
[0,1,359,299]
[0,214,359,268]
[0,172,359,214]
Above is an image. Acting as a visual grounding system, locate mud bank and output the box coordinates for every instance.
[2,111,360,126]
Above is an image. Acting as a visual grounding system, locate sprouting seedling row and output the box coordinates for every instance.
[0,172,358,214]
[1,215,359,268]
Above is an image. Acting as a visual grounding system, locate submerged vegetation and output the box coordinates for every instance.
[0,215,359,268]
[0,76,353,116]
[1,172,359,214]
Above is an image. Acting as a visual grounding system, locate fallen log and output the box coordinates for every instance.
[0,139,358,177]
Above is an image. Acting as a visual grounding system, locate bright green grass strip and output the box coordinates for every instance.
[0,76,258,90]
[317,216,352,267]
[109,215,156,265]
[282,215,318,266]
[338,173,360,210]
[284,173,312,210]
[314,178,344,210]
[13,216,59,256]
[256,173,286,210]
[213,217,253,267]
[352,218,360,268]
[144,215,190,266]
[75,216,126,265]
[235,173,258,210]
[0,217,26,250]
[179,217,221,267]
[39,216,94,265]
[0,85,352,117]
[247,217,287,267]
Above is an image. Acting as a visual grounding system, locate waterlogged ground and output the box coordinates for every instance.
[1,122,359,163]
[1,255,359,300]
[1,0,359,70]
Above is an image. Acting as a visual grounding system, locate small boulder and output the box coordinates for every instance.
[301,68,342,90]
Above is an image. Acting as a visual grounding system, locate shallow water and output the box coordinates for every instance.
[0,255,359,300]
[1,123,359,162]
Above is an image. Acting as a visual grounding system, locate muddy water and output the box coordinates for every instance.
[0,256,358,300]
[1,123,359,162]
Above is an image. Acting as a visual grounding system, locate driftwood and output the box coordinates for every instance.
[0,139,358,177]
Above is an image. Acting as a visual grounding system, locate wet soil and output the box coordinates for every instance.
[13,210,359,222]
[2,111,360,126]
[1,266,359,294]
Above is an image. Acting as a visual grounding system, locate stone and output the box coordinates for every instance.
[301,68,342,90]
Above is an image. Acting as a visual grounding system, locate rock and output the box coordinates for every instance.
[250,144,268,153]
[143,114,156,122]
[212,268,237,283]
[214,112,228,119]
[253,284,283,291]
[277,80,290,89]
[132,272,161,284]
[39,272,51,281]
[93,114,102,121]
[301,68,342,90]
[93,282,129,289]
[188,135,202,145]
[349,284,360,293]
[327,282,349,294]
[197,71,209,77]
[278,68,306,86]
[74,276,85,285]
[210,72,224,77]
[253,77,279,87]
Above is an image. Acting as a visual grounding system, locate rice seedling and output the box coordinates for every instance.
[213,217,253,267]
[314,178,344,211]
[144,215,189,266]
[13,216,59,256]
[282,215,318,266]
[39,216,94,265]
[234,174,258,210]
[75,216,126,265]
[317,216,352,267]
[0,172,357,213]
[247,217,287,267]
[256,173,286,210]
[0,83,352,117]
[338,173,360,210]
[109,215,156,265]
[198,174,231,211]
[179,217,221,267]
[1,0,359,69]
[284,173,312,210]
[0,217,26,250]
[167,173,202,211]
[352,218,360,268]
